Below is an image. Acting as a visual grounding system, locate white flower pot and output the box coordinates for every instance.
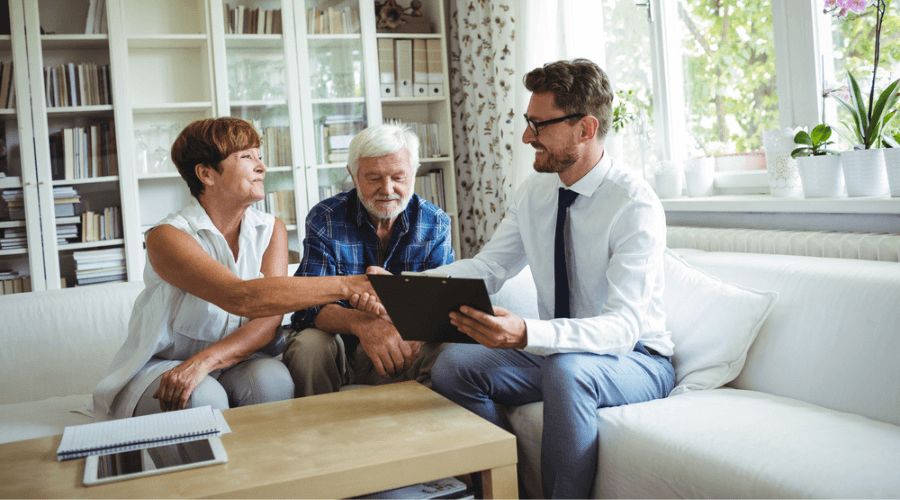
[763,127,804,197]
[884,148,900,197]
[796,155,845,198]
[683,157,715,197]
[840,148,889,197]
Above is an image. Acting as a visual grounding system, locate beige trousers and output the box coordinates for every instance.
[282,327,450,397]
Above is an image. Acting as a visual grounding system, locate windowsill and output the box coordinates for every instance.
[661,195,900,214]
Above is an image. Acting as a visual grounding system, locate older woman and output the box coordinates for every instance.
[93,117,379,421]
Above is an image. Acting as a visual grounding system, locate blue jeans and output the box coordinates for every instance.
[431,343,674,499]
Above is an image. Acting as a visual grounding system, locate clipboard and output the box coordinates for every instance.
[367,274,494,344]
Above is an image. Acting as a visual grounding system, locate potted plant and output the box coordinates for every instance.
[825,0,898,196]
[884,130,900,196]
[791,124,845,198]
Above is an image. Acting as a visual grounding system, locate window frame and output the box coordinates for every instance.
[645,0,837,194]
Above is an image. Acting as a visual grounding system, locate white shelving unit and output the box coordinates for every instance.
[2,0,460,292]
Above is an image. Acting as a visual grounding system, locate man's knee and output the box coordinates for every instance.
[232,358,294,405]
[431,343,480,392]
[283,328,340,370]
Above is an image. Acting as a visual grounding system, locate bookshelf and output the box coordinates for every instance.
[2,0,459,293]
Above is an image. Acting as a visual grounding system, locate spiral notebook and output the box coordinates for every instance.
[57,405,222,461]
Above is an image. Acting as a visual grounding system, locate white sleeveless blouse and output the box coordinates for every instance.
[92,199,275,421]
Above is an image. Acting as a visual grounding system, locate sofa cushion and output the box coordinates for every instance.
[0,281,144,405]
[664,249,777,395]
[677,250,900,427]
[506,389,900,499]
[0,395,93,445]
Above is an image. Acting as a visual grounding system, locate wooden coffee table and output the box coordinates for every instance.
[0,381,518,498]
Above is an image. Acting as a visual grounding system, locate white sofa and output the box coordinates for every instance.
[1,250,899,499]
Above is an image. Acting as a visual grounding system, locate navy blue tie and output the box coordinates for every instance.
[555,188,578,318]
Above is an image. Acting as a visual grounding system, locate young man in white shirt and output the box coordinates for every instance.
[428,59,675,499]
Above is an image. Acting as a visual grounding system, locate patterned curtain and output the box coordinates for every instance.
[449,0,517,258]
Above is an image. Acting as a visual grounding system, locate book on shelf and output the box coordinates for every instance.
[257,124,291,169]
[0,273,31,295]
[44,62,111,108]
[49,120,117,180]
[0,61,13,109]
[80,206,121,243]
[306,6,358,34]
[0,175,20,189]
[73,246,126,286]
[57,405,222,461]
[252,190,296,225]
[318,116,365,165]
[415,169,446,211]
[224,4,282,34]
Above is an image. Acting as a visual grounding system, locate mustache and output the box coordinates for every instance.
[373,195,401,201]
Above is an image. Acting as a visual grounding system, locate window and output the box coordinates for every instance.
[594,0,899,194]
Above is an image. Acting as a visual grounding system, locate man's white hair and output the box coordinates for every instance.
[347,121,421,177]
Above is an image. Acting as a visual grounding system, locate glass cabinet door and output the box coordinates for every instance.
[297,0,372,207]
[213,0,307,264]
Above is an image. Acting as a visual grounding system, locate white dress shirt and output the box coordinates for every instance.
[92,199,274,421]
[434,154,673,357]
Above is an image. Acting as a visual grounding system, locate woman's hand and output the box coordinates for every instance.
[153,359,212,412]
[346,274,387,317]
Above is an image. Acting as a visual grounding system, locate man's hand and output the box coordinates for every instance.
[355,317,419,378]
[153,359,211,412]
[366,266,392,276]
[449,305,527,349]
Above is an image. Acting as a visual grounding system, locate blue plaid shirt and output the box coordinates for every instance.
[290,189,454,332]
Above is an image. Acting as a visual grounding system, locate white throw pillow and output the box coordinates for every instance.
[664,249,778,396]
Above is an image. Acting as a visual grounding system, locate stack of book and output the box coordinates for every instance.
[306,6,359,34]
[0,225,26,250]
[252,190,295,225]
[0,270,30,295]
[79,206,121,243]
[415,169,446,211]
[0,61,15,109]
[56,216,81,245]
[401,122,442,158]
[43,62,112,108]
[73,247,125,286]
[247,121,291,169]
[49,186,84,219]
[224,4,282,34]
[318,115,365,165]
[1,188,24,220]
[48,120,118,180]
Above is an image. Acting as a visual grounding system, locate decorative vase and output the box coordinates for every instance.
[796,155,845,198]
[883,148,900,197]
[683,157,715,197]
[762,128,803,197]
[653,160,683,199]
[840,148,889,197]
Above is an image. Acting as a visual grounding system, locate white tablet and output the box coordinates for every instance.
[83,437,228,486]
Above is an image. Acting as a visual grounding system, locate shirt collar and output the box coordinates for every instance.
[179,197,268,241]
[557,150,613,198]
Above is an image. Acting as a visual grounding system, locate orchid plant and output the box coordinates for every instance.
[825,0,900,149]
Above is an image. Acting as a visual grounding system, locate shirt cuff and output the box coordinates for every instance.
[522,317,553,353]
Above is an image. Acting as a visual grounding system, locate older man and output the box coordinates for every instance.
[283,122,454,396]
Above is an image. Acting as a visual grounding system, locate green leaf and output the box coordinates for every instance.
[864,79,900,146]
[810,124,831,145]
[794,130,813,147]
[790,147,810,158]
[848,72,870,139]
[835,96,866,145]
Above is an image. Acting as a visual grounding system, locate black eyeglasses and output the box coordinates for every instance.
[523,113,586,136]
